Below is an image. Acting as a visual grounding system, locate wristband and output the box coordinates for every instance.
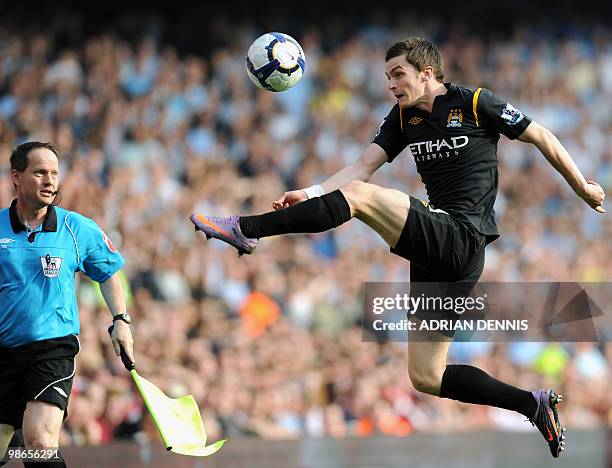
[302,184,325,199]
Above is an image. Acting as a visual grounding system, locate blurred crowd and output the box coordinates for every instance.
[0,15,611,446]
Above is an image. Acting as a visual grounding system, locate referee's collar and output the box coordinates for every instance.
[9,199,58,233]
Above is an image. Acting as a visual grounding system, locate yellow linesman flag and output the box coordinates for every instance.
[131,369,226,456]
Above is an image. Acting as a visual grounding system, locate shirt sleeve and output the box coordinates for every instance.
[475,88,532,140]
[372,104,409,163]
[69,213,125,283]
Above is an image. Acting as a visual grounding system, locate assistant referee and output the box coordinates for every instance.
[0,142,135,467]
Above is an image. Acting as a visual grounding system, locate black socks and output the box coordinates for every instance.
[239,190,351,238]
[439,364,538,418]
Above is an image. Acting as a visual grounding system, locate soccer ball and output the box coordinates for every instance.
[245,32,305,92]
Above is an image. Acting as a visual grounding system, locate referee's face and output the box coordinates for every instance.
[13,148,59,208]
[385,56,426,109]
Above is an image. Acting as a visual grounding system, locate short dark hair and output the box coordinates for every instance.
[10,142,59,172]
[385,37,444,82]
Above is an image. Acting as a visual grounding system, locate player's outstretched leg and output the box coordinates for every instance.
[190,190,352,255]
[529,389,566,458]
[191,181,412,255]
[190,214,259,255]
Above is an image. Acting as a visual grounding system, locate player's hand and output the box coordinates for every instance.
[111,321,135,368]
[578,180,606,213]
[272,189,308,210]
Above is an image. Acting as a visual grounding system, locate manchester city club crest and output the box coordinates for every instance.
[447,108,463,128]
[40,254,63,278]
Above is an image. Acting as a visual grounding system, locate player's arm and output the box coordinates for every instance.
[518,121,606,213]
[99,272,135,364]
[273,143,388,209]
[324,143,389,189]
[273,104,404,209]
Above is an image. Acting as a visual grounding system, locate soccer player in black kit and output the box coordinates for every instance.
[191,38,605,458]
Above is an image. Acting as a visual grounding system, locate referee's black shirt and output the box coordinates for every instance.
[373,83,532,243]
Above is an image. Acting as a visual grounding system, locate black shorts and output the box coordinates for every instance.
[391,196,486,338]
[0,335,80,429]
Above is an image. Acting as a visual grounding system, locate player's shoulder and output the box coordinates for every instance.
[450,83,491,103]
[450,84,506,115]
[376,103,402,134]
[386,102,401,116]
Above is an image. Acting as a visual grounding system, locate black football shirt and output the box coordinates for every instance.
[373,83,531,243]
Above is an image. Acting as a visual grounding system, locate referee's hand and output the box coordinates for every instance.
[272,190,308,210]
[110,321,135,368]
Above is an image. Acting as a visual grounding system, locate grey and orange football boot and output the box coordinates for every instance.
[529,389,566,458]
[190,214,258,256]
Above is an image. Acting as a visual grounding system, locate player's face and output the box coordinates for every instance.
[385,56,425,108]
[12,148,59,208]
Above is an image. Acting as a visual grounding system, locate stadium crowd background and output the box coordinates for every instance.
[0,9,610,448]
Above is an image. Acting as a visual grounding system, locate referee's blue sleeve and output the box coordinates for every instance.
[68,213,125,283]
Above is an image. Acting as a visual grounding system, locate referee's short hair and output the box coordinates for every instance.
[10,141,59,172]
[385,37,444,82]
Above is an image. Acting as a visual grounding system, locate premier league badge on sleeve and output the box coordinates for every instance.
[102,230,118,253]
[40,254,63,278]
[501,103,524,126]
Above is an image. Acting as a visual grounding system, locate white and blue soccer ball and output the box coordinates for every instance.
[245,32,305,92]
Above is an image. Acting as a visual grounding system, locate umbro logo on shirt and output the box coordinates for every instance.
[40,254,63,278]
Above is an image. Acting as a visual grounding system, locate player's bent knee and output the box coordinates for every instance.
[341,180,369,215]
[408,367,443,396]
[342,181,386,215]
[343,180,381,200]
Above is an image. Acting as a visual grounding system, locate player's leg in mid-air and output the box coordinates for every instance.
[390,205,566,459]
[408,323,565,457]
[190,181,566,457]
[190,180,408,253]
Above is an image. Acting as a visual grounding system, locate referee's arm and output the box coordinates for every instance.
[518,121,606,213]
[99,273,135,364]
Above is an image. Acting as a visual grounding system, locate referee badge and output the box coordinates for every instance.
[40,254,63,278]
